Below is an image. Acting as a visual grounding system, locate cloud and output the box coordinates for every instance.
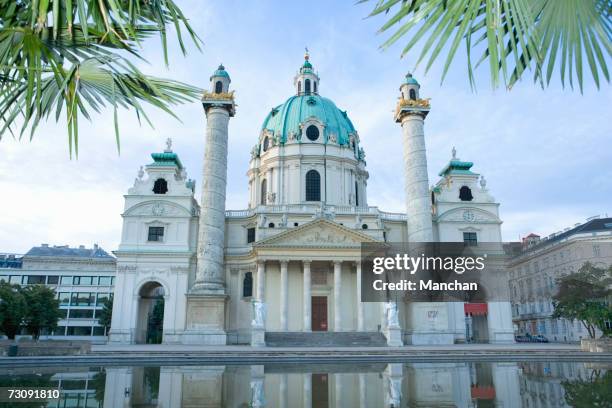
[0,0,610,252]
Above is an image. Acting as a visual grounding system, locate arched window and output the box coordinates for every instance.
[459,186,473,201]
[153,178,168,194]
[314,81,317,93]
[260,179,267,205]
[305,79,311,94]
[215,81,223,94]
[409,89,416,100]
[306,125,319,141]
[263,136,269,152]
[305,170,321,201]
[242,272,253,297]
[355,181,359,206]
[298,81,302,94]
[268,222,275,228]
[362,224,368,230]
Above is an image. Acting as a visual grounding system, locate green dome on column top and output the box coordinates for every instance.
[210,64,230,80]
[260,94,357,146]
[405,72,419,85]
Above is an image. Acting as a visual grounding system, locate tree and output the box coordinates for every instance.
[361,0,611,91]
[0,282,27,340]
[21,284,63,340]
[563,370,612,408]
[97,296,113,333]
[552,262,612,339]
[0,0,202,156]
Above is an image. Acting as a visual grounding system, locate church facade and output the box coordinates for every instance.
[109,54,514,346]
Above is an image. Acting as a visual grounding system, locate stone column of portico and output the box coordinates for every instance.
[256,261,266,301]
[280,260,289,331]
[334,261,343,331]
[303,260,311,331]
[303,373,312,408]
[356,261,365,331]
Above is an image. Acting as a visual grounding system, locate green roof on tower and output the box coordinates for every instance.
[211,64,230,80]
[405,72,419,86]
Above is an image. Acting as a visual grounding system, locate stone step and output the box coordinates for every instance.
[265,332,388,347]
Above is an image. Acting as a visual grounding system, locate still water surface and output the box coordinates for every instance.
[1,361,610,407]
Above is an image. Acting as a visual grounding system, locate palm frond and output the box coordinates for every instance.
[0,0,204,156]
[361,0,611,91]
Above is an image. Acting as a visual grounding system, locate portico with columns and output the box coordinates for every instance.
[224,218,382,340]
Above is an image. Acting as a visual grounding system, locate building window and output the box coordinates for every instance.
[409,89,416,100]
[362,224,368,230]
[58,292,71,306]
[93,326,106,336]
[69,309,94,319]
[47,275,59,285]
[260,179,267,205]
[215,81,223,94]
[27,275,45,284]
[262,136,269,152]
[153,178,168,194]
[355,181,359,206]
[243,272,253,297]
[305,79,311,94]
[305,170,321,201]
[247,227,256,243]
[73,276,94,286]
[148,226,165,242]
[463,232,478,246]
[314,81,317,93]
[459,186,473,201]
[98,276,112,286]
[268,223,275,228]
[294,222,299,227]
[67,326,92,336]
[71,292,95,306]
[306,125,319,141]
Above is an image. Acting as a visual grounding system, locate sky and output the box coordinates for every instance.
[1,0,610,253]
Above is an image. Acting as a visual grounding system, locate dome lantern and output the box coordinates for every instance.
[400,72,420,100]
[294,49,319,96]
[210,63,231,94]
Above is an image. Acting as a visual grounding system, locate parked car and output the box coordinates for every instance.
[515,335,529,342]
[533,335,549,343]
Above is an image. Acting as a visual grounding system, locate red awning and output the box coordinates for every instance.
[471,385,495,399]
[464,303,488,316]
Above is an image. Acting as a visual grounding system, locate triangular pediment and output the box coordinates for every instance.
[254,218,380,248]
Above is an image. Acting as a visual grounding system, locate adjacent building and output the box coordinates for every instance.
[508,216,612,342]
[0,244,116,342]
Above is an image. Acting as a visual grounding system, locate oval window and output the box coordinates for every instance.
[306,125,319,141]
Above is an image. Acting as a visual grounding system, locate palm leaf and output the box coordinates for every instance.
[0,0,204,157]
[361,0,611,91]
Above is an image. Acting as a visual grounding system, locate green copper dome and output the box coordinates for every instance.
[261,94,357,146]
[211,64,230,80]
[405,73,419,85]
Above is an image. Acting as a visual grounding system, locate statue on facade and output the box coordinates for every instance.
[384,301,400,327]
[252,299,266,328]
[250,378,266,407]
[280,213,288,227]
[386,377,402,407]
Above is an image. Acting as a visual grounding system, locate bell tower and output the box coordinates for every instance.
[294,49,320,95]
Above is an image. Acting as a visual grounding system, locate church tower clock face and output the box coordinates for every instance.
[463,210,475,222]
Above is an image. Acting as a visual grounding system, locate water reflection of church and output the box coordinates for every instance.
[102,362,522,407]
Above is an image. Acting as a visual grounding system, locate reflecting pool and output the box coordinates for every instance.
[1,361,610,407]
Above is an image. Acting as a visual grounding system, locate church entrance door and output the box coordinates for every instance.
[312,296,328,331]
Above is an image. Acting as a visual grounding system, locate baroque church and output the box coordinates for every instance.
[109,52,514,346]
